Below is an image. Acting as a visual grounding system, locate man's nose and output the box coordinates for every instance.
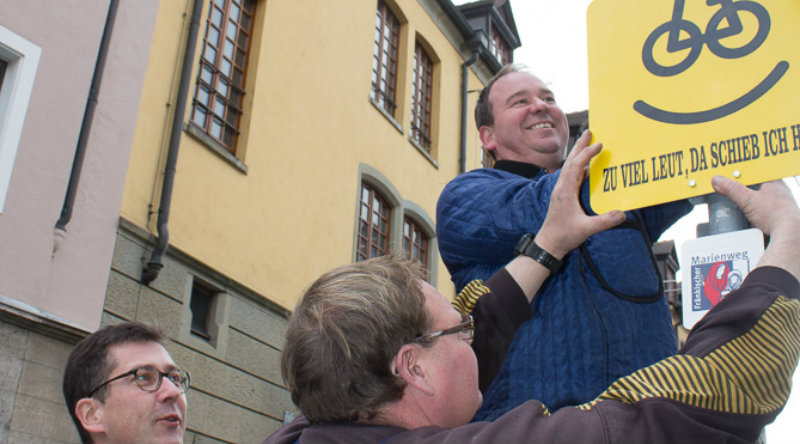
[156,376,184,399]
[528,97,550,113]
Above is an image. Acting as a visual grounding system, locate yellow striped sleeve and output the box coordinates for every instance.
[452,280,490,316]
[577,295,800,415]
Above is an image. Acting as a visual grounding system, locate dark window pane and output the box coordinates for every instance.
[230,88,242,106]
[190,280,216,339]
[226,107,238,125]
[223,126,234,146]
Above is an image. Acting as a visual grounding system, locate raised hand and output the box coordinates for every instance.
[535,131,626,259]
[712,176,800,279]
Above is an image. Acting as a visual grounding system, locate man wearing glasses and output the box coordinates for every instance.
[63,322,190,444]
[266,139,800,443]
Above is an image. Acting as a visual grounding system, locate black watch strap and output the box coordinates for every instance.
[514,233,563,274]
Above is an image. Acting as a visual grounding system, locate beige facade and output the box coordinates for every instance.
[0,0,518,442]
[122,0,507,309]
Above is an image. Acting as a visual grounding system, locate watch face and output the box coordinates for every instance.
[515,233,534,255]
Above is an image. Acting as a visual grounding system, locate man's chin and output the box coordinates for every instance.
[154,434,184,444]
[150,426,185,444]
[525,141,564,154]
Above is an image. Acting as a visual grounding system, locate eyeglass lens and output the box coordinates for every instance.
[134,366,190,393]
[459,325,475,341]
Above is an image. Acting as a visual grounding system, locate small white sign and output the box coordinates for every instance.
[680,228,765,329]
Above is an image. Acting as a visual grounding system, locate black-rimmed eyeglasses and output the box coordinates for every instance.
[86,366,191,398]
[414,315,475,343]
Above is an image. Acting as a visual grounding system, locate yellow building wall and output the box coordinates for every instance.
[123,0,489,310]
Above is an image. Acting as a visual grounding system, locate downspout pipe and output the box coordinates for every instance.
[459,49,480,174]
[141,0,203,285]
[54,0,119,237]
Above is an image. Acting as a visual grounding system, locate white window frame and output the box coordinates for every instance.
[0,25,41,212]
[354,164,438,285]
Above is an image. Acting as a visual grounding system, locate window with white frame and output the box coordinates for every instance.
[355,165,437,283]
[0,25,41,213]
[357,182,392,261]
[403,215,430,280]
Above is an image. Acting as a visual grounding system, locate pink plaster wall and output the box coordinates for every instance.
[0,0,160,329]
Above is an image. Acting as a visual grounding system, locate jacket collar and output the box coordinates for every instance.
[493,160,545,179]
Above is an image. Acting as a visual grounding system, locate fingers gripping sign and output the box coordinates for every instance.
[537,131,626,259]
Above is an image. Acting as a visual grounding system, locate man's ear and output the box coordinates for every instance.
[75,398,105,436]
[478,125,497,154]
[393,344,434,396]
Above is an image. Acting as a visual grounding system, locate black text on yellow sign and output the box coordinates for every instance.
[587,0,800,213]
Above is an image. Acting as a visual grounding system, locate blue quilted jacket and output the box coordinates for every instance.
[436,161,693,419]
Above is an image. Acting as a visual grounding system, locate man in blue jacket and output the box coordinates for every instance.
[436,65,692,419]
[265,140,800,443]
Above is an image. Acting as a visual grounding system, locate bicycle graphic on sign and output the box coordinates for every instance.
[634,0,789,124]
[642,0,769,76]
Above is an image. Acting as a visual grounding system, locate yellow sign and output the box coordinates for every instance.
[587,0,800,213]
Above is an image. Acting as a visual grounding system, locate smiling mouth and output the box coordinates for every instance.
[528,122,554,130]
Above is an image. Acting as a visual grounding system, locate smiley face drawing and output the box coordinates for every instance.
[634,0,790,124]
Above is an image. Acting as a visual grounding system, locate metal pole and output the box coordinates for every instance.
[696,194,750,238]
[695,193,762,444]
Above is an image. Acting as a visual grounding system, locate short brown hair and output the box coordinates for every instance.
[474,64,523,129]
[63,322,167,444]
[281,254,432,423]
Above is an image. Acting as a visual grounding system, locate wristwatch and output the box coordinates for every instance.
[514,233,563,274]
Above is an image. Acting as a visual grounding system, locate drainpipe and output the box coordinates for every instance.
[53,0,119,253]
[141,0,203,285]
[459,49,480,174]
